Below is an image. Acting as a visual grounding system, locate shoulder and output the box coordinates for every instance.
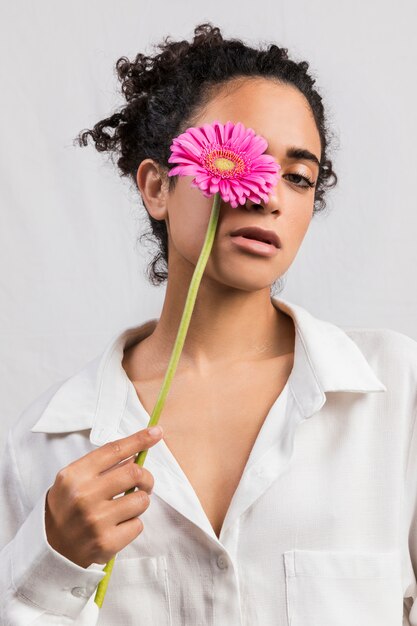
[8,379,66,444]
[5,370,97,508]
[342,326,417,409]
[342,326,417,367]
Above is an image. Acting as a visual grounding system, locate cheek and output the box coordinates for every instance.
[279,184,314,232]
[167,194,213,260]
[285,208,313,250]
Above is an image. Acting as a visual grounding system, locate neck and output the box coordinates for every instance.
[128,271,295,379]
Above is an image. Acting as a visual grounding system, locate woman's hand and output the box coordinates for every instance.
[44,426,163,568]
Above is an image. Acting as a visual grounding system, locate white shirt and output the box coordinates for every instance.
[1,296,417,626]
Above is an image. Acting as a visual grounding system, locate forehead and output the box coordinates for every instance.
[194,77,321,160]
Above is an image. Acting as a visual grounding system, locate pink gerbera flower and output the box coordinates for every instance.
[167,120,281,208]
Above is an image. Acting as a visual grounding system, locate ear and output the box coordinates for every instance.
[136,159,169,221]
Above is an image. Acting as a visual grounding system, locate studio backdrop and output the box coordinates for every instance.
[1,0,416,449]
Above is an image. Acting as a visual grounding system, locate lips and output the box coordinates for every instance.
[229,226,281,248]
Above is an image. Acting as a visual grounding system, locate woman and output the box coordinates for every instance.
[1,23,417,626]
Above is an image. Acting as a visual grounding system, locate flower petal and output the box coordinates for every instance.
[185,127,211,150]
[223,121,235,143]
[214,121,225,144]
[202,123,217,143]
[245,137,268,159]
[230,121,245,144]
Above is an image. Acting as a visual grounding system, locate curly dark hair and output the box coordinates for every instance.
[75,23,338,290]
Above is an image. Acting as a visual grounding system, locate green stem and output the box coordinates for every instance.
[94,191,222,608]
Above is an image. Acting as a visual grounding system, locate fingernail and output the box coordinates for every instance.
[148,426,162,436]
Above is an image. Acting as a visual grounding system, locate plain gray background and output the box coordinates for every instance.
[1,0,416,450]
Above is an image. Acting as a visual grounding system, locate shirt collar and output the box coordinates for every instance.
[30,297,387,445]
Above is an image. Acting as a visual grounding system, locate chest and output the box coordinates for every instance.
[130,356,293,538]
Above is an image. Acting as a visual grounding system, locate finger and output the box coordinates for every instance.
[107,490,151,526]
[99,455,136,476]
[94,516,145,563]
[98,462,155,500]
[73,427,163,476]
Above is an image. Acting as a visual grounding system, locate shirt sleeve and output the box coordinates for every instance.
[0,427,106,625]
[403,405,417,625]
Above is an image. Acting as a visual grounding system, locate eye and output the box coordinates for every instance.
[284,172,316,189]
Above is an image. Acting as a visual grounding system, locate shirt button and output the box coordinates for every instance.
[71,586,90,598]
[217,554,228,569]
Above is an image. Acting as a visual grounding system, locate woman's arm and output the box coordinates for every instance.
[0,427,105,625]
[403,405,417,625]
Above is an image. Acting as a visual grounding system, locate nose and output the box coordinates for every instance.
[243,192,280,214]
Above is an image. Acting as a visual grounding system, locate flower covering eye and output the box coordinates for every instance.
[167,120,281,208]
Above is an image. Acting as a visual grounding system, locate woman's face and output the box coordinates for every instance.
[145,77,321,293]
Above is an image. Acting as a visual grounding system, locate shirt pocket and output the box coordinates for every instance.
[99,555,172,626]
[283,548,403,626]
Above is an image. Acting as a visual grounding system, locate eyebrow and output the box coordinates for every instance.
[285,146,321,168]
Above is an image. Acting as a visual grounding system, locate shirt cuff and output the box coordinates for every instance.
[10,485,106,619]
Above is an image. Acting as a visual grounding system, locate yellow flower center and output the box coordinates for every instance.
[213,157,235,172]
[203,147,247,179]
